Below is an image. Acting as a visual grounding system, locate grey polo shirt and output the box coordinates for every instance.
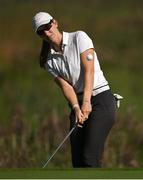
[45,31,109,94]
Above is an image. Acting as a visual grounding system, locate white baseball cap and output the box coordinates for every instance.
[32,12,53,33]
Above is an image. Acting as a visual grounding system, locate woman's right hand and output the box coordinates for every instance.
[73,106,84,127]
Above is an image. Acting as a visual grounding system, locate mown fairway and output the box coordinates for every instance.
[0,169,143,179]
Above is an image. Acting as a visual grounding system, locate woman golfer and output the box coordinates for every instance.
[32,12,116,167]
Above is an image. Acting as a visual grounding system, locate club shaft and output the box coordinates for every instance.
[42,125,77,168]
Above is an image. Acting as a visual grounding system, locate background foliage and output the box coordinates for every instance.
[0,0,143,168]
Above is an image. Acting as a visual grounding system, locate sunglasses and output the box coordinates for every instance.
[37,20,53,36]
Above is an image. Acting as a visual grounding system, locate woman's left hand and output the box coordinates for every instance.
[81,101,92,121]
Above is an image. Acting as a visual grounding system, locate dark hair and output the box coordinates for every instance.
[39,40,50,68]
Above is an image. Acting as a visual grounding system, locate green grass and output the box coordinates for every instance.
[0,169,143,179]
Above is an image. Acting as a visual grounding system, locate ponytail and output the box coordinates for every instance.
[39,40,50,68]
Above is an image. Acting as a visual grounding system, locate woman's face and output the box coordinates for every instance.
[37,20,59,43]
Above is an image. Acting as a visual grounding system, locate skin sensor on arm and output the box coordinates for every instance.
[86,54,93,61]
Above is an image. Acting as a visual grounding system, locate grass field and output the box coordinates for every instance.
[0,169,143,179]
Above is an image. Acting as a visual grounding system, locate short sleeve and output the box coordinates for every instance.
[77,31,94,54]
[45,62,59,78]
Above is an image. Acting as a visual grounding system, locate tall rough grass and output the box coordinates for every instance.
[0,103,143,167]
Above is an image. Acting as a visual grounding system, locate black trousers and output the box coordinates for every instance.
[69,90,116,167]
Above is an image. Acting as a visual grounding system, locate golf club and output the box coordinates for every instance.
[42,118,78,168]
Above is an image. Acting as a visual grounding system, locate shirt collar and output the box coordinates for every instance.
[50,31,69,54]
[62,31,69,46]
